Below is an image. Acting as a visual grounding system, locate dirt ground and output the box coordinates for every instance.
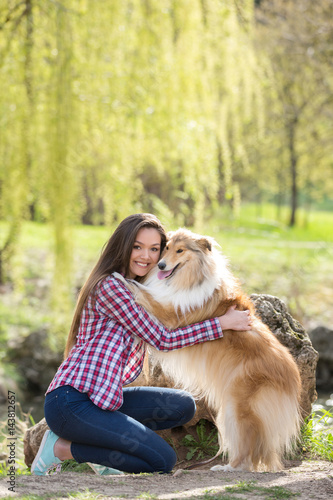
[1,459,332,499]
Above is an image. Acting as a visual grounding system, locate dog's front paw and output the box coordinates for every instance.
[210,464,237,472]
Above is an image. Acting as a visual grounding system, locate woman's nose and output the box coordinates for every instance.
[141,248,149,259]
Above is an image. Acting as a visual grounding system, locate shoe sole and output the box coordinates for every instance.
[31,429,51,475]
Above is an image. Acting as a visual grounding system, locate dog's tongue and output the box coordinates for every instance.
[157,269,173,280]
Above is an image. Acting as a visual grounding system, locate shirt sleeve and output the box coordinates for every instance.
[95,275,223,351]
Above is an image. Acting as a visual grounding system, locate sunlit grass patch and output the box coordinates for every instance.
[60,460,93,473]
[137,492,158,499]
[300,406,333,461]
[66,489,106,499]
[209,203,333,242]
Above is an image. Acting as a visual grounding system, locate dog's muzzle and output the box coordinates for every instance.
[157,262,179,280]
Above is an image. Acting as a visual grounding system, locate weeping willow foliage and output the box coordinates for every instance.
[46,4,76,313]
[0,0,262,309]
[64,0,262,229]
[0,0,33,283]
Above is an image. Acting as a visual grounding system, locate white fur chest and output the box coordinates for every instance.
[143,272,219,315]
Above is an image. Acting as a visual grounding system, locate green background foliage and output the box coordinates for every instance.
[0,0,332,323]
[1,0,332,287]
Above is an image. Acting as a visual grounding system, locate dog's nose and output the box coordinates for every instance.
[158,260,166,270]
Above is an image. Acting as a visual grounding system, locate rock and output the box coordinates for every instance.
[7,329,63,394]
[250,294,319,418]
[23,417,49,466]
[309,326,333,391]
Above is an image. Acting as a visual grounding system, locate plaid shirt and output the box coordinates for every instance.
[47,274,223,410]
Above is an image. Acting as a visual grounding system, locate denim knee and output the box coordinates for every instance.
[44,387,68,436]
[178,391,196,426]
[159,444,177,473]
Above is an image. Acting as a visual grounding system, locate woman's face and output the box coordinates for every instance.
[128,227,162,279]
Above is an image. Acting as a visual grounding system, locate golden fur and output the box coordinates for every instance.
[119,229,302,471]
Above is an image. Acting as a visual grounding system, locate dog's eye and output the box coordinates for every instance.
[176,249,183,254]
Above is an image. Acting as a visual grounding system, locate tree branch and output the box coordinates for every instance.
[0,1,25,30]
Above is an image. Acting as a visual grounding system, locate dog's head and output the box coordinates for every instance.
[156,228,216,288]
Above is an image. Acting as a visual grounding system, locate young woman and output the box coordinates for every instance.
[32,213,252,476]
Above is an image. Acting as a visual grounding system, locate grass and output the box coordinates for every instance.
[300,407,333,461]
[209,203,333,242]
[137,493,159,499]
[181,419,219,461]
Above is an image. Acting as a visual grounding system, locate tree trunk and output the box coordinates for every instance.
[24,0,37,221]
[288,121,298,227]
[0,221,21,284]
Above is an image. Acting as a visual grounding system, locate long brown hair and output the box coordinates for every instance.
[64,213,167,358]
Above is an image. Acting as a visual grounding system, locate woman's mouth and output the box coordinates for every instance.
[135,262,150,268]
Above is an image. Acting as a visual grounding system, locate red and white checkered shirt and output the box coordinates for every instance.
[46,274,223,410]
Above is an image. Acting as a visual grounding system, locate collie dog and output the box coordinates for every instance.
[117,228,302,471]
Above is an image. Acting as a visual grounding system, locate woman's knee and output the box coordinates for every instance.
[177,391,196,426]
[44,388,67,436]
[156,444,177,473]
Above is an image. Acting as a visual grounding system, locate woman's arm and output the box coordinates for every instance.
[96,276,223,351]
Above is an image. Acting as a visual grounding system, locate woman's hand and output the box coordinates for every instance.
[218,305,252,331]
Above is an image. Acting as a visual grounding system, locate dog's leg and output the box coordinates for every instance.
[213,393,265,472]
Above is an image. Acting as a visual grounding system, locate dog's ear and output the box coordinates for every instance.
[198,237,212,252]
[166,231,174,240]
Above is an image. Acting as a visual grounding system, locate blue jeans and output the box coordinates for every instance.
[44,385,196,473]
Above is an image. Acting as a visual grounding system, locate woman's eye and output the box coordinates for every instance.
[151,248,159,252]
[134,245,141,250]
[176,249,183,254]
